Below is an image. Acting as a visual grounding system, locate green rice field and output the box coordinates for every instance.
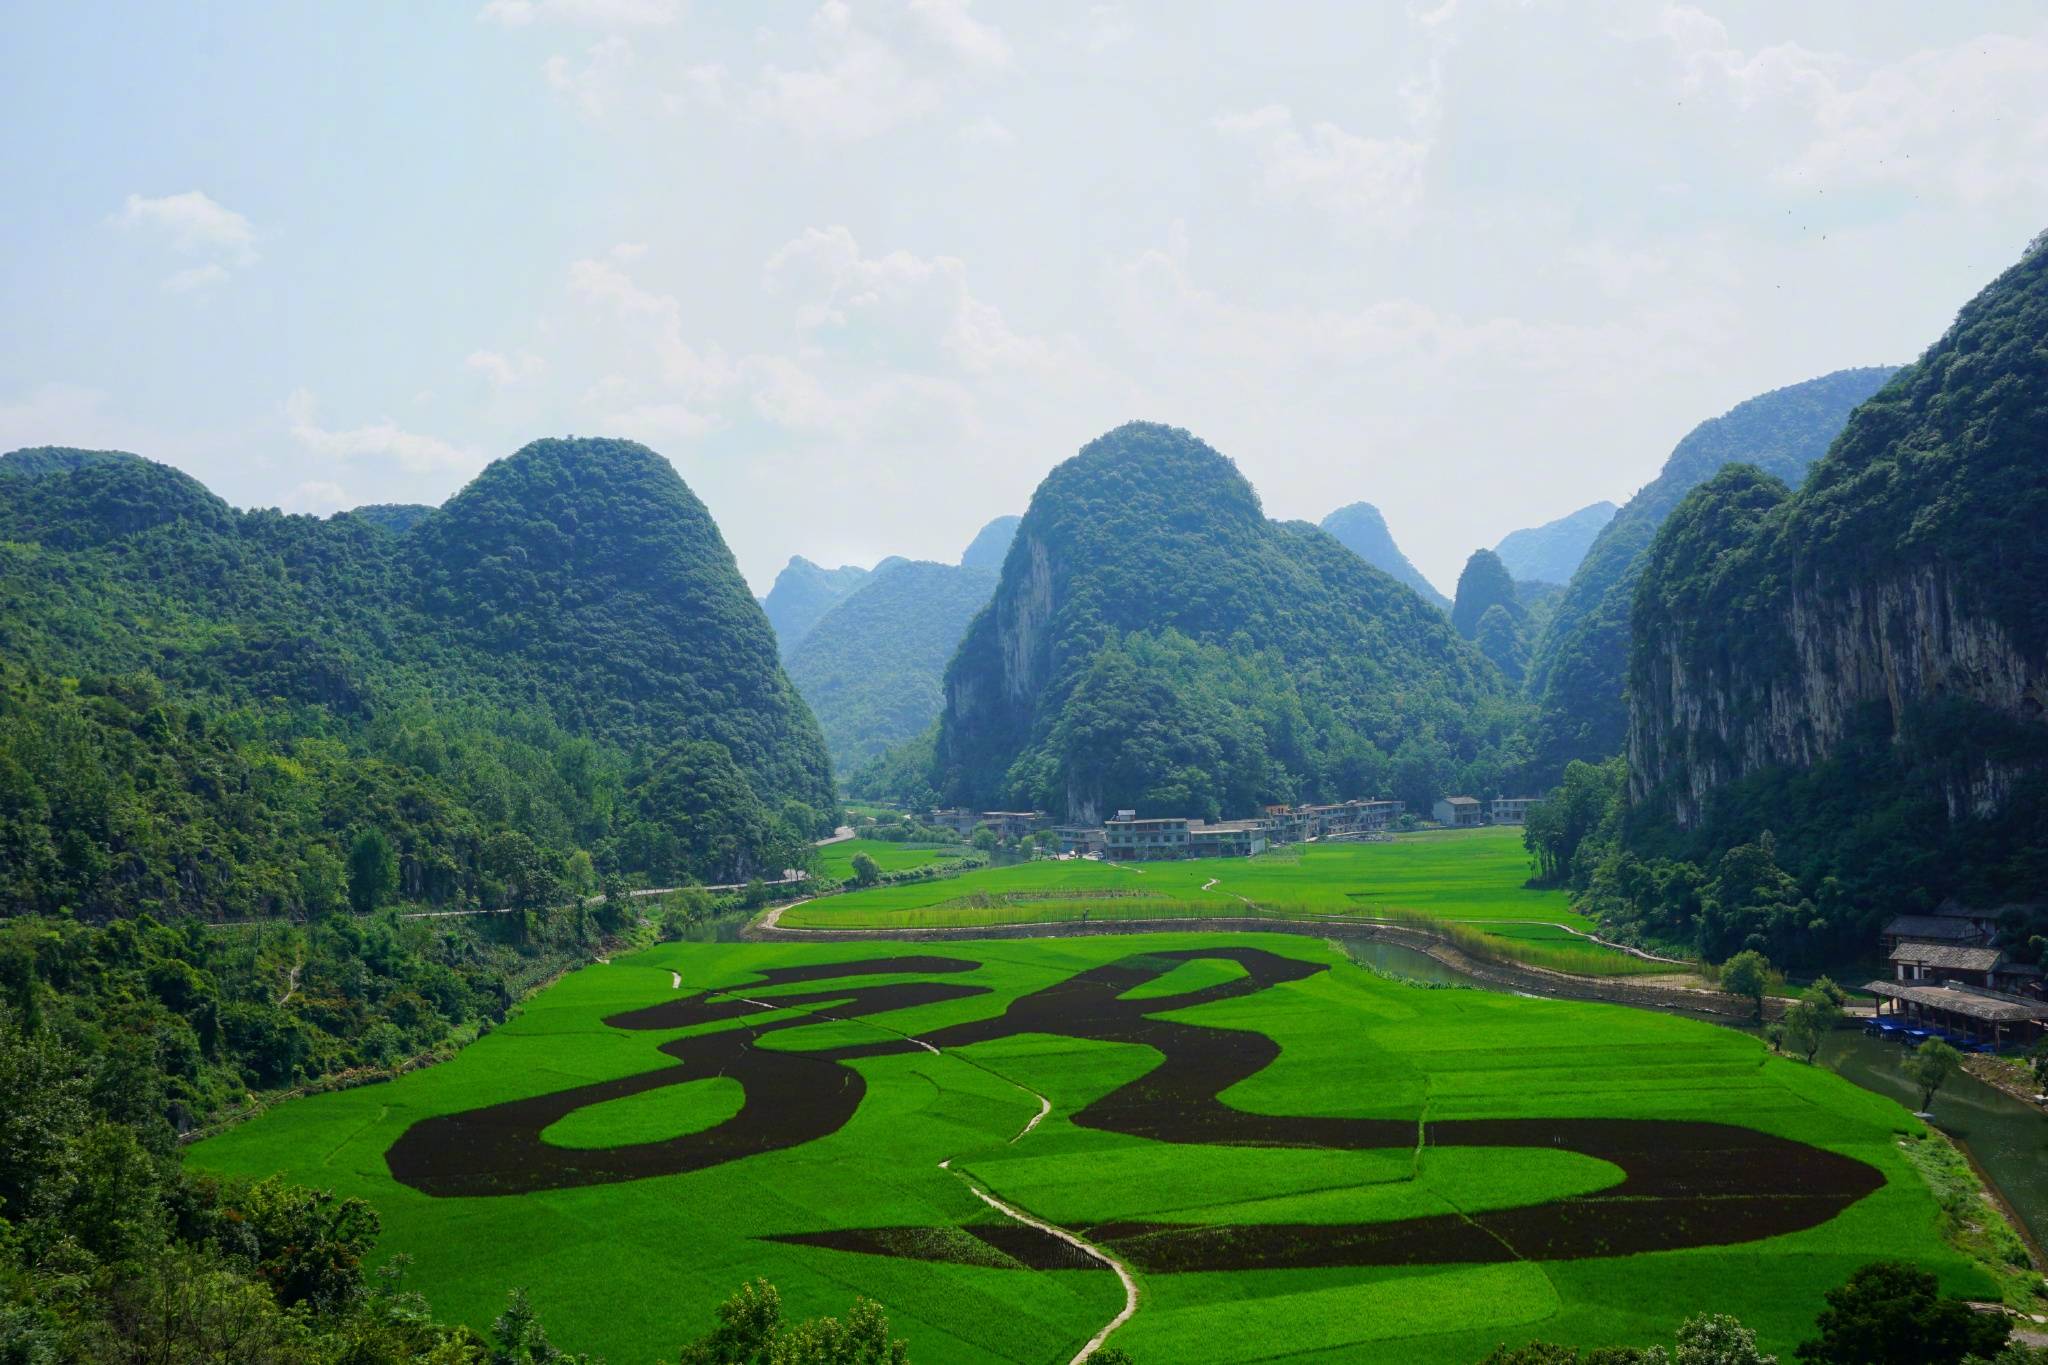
[783,828,1671,975]
[189,931,1984,1363]
[810,837,973,883]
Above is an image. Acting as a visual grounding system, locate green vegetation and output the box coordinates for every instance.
[1522,367,1896,785]
[0,904,619,1359]
[1795,1260,2010,1364]
[190,932,1994,1362]
[0,438,832,920]
[927,423,1519,820]
[1318,501,1450,611]
[786,560,997,772]
[783,831,1674,975]
[809,838,981,887]
[1621,237,2048,955]
[1452,548,1523,642]
[758,556,873,657]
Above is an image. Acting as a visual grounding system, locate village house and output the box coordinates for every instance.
[1103,814,1190,859]
[1489,796,1538,825]
[1432,795,1483,827]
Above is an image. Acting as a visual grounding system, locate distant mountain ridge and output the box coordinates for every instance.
[787,558,999,771]
[1524,365,1898,784]
[759,557,871,656]
[960,515,1021,570]
[1319,501,1448,611]
[1493,501,1615,584]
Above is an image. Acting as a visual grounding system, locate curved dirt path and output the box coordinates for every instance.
[943,1165,1137,1364]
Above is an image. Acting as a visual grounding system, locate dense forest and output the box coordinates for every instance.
[1523,366,1897,787]
[785,559,999,771]
[0,438,832,923]
[911,423,1522,821]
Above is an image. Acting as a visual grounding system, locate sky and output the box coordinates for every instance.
[3,2,2045,595]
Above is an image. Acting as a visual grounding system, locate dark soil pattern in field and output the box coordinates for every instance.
[385,947,1883,1271]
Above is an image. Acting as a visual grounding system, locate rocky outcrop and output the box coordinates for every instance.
[1631,560,2048,826]
[1625,233,2048,839]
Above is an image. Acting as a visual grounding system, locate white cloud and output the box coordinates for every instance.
[670,1,1008,142]
[1213,105,1430,231]
[1661,6,2048,203]
[162,263,231,294]
[544,36,635,118]
[567,255,738,396]
[905,0,1010,69]
[762,224,1071,374]
[479,0,677,26]
[465,349,546,386]
[285,390,479,475]
[116,190,258,260]
[1064,4,1134,55]
[115,190,259,290]
[600,401,717,442]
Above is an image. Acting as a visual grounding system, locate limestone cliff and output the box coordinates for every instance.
[1626,233,2048,845]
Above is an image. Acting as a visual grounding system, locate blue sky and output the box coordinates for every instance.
[4,1,2045,592]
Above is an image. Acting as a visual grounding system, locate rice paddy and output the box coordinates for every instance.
[783,828,1672,975]
[189,931,1985,1362]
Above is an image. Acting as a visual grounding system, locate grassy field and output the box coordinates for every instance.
[786,828,1671,975]
[190,932,1986,1363]
[810,837,973,883]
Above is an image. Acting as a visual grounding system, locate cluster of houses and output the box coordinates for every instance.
[926,799,1411,861]
[1430,795,1538,826]
[1865,902,2048,1049]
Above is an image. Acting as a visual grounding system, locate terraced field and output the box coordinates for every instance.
[189,933,1983,1362]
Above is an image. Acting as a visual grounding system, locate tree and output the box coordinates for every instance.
[1675,1313,1776,1365]
[346,829,398,915]
[677,1278,908,1365]
[491,1287,593,1364]
[1794,1260,2007,1365]
[849,852,881,888]
[1903,1039,1962,1114]
[971,827,997,853]
[1781,988,1843,1064]
[1719,950,1770,1022]
[297,846,348,918]
[2027,1037,2048,1094]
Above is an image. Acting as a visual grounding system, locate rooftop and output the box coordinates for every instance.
[1442,796,1480,807]
[1889,942,2006,972]
[1864,979,2048,1023]
[1882,914,1986,943]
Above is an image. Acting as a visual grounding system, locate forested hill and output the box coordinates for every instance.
[0,437,832,921]
[346,501,435,534]
[1621,234,2048,951]
[1493,500,1615,584]
[1523,365,1896,785]
[929,422,1513,822]
[759,556,870,654]
[786,559,999,771]
[1318,501,1449,611]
